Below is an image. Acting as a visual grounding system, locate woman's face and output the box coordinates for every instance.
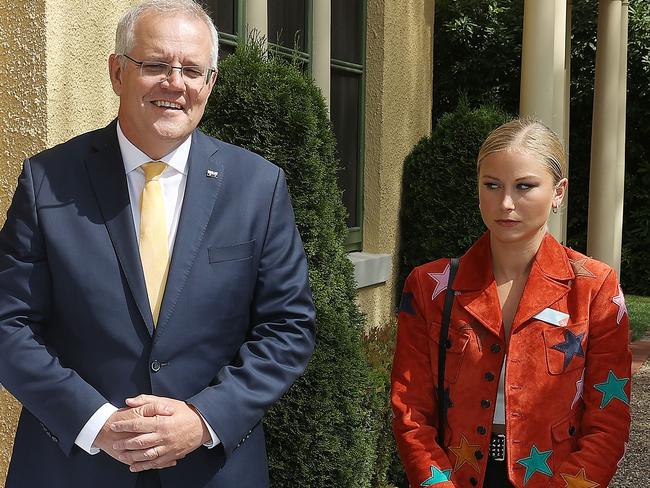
[478,150,567,246]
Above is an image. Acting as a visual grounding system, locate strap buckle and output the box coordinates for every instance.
[489,433,506,462]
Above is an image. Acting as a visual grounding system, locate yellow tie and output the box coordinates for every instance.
[140,162,169,325]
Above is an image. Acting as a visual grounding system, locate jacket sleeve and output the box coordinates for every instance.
[548,268,631,487]
[186,168,315,459]
[391,266,456,488]
[0,160,108,455]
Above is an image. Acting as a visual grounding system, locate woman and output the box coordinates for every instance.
[391,119,631,488]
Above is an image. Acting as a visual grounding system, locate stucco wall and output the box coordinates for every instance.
[358,0,434,329]
[0,1,134,485]
[45,0,134,145]
[0,0,47,483]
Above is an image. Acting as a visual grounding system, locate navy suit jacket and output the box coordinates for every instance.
[0,120,315,487]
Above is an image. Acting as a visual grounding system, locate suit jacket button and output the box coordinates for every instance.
[490,343,501,353]
[484,372,495,381]
[150,360,161,372]
[474,450,483,460]
[481,399,491,409]
[477,426,487,435]
[569,425,576,436]
[470,477,478,486]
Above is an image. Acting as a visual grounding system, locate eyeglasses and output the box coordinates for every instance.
[121,54,216,86]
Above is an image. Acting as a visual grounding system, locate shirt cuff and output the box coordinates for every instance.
[195,410,220,448]
[75,403,118,455]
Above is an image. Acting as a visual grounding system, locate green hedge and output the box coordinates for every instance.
[200,39,380,487]
[399,100,510,288]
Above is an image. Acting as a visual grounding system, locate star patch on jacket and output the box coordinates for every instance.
[517,445,553,484]
[560,468,599,488]
[594,370,629,409]
[551,329,586,371]
[420,466,452,486]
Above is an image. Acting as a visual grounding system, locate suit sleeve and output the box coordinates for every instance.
[548,268,631,487]
[0,160,108,455]
[187,168,315,459]
[391,267,456,488]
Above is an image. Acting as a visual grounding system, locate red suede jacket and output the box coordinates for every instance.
[392,232,631,488]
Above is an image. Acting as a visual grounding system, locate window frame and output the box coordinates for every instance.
[213,1,366,251]
[331,0,366,251]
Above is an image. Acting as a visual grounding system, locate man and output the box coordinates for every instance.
[0,1,315,486]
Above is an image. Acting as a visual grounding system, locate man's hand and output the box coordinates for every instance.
[110,395,211,472]
[93,401,174,466]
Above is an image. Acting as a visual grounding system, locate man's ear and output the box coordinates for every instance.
[108,54,123,96]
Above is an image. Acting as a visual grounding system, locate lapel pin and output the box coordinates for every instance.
[206,169,219,178]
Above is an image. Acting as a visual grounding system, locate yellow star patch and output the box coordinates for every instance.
[569,258,596,278]
[560,468,599,488]
[448,434,480,472]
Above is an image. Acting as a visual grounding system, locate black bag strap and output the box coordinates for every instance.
[437,257,460,447]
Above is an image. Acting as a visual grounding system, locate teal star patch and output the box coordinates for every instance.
[594,370,630,409]
[421,465,452,486]
[517,445,553,485]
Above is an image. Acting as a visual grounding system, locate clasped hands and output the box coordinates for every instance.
[93,395,211,472]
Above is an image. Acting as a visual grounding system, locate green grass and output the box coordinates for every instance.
[627,295,650,341]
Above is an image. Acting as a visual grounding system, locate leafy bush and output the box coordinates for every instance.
[201,40,379,487]
[399,100,510,288]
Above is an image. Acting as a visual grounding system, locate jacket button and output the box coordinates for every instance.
[470,477,478,486]
[481,399,491,409]
[484,372,495,381]
[490,343,501,353]
[150,360,161,372]
[569,425,576,436]
[474,450,483,460]
[445,339,452,349]
[477,426,487,435]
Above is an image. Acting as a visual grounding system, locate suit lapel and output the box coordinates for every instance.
[454,233,503,339]
[511,234,573,333]
[154,131,223,336]
[85,121,154,334]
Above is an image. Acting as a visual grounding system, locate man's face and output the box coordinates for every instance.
[109,12,216,159]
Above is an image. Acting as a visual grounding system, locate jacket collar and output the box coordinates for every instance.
[454,232,575,338]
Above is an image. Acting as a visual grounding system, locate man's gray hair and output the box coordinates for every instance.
[115,0,219,68]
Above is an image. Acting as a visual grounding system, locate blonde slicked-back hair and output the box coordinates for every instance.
[477,118,567,185]
[115,0,219,68]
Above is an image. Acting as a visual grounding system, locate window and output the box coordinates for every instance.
[204,0,242,60]
[331,0,365,249]
[267,0,311,69]
[207,1,366,250]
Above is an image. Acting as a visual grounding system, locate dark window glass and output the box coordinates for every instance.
[331,68,361,228]
[331,0,362,64]
[218,43,235,60]
[205,0,236,35]
[268,0,306,51]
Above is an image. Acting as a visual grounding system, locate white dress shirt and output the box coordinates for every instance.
[74,122,219,454]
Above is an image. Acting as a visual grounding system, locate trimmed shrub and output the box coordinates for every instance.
[399,100,510,288]
[200,39,379,487]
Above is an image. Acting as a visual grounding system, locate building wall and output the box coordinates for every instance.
[0,0,47,482]
[0,1,133,484]
[358,0,434,329]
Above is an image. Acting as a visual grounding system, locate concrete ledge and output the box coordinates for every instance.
[348,252,391,289]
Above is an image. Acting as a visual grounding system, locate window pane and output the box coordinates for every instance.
[331,0,362,64]
[331,68,361,228]
[268,0,306,51]
[206,0,236,35]
[218,43,236,61]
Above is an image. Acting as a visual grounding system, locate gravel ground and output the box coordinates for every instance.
[610,360,650,487]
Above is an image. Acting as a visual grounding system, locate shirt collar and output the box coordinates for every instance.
[117,121,191,176]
